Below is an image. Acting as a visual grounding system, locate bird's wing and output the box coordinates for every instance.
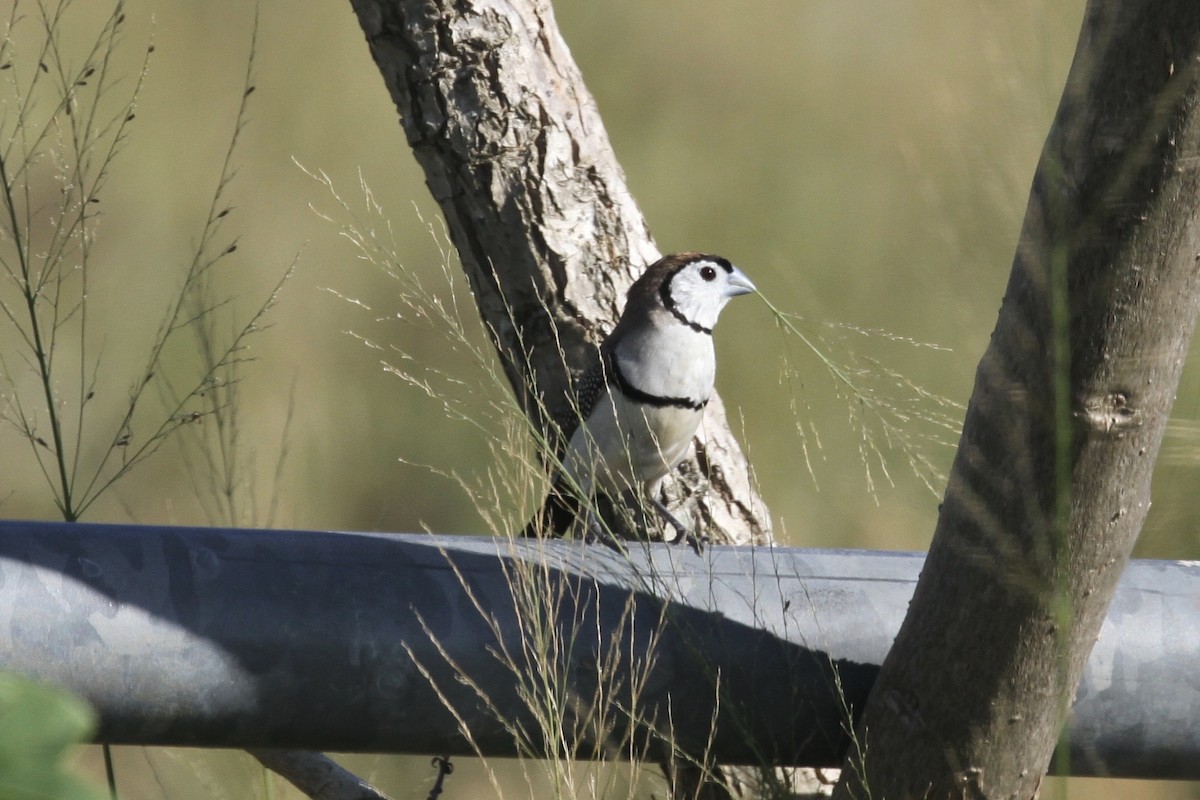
[549,344,612,457]
[524,346,611,539]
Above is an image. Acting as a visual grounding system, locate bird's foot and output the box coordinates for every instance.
[672,527,708,556]
[652,498,707,556]
[581,513,627,554]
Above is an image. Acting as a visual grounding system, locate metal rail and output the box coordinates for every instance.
[0,519,1195,778]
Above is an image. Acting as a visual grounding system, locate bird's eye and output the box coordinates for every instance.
[699,265,717,281]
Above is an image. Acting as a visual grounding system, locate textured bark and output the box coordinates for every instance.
[349,0,771,545]
[247,750,391,799]
[834,3,1200,799]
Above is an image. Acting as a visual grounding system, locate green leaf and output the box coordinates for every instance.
[0,673,107,800]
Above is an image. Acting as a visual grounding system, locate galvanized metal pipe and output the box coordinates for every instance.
[0,520,1195,778]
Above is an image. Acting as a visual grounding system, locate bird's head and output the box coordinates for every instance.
[651,253,756,333]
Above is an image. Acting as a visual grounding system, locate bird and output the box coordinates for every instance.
[522,252,756,551]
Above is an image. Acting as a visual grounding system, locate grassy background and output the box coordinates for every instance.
[2,0,1198,796]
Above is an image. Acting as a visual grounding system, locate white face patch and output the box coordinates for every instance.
[665,259,756,331]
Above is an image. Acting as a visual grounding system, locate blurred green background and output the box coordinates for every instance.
[2,0,1198,797]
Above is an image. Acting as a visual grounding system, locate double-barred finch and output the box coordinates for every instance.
[523,252,756,550]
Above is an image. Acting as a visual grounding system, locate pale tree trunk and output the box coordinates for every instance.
[834,3,1200,798]
[348,0,771,547]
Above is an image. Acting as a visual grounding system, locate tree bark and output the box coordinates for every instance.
[348,0,771,546]
[247,750,391,800]
[834,4,1200,799]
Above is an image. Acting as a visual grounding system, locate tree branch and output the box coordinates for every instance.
[247,750,392,800]
[834,3,1200,797]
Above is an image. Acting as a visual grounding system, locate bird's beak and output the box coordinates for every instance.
[726,267,757,297]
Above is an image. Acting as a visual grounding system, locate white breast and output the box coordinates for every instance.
[561,388,704,499]
[561,317,713,499]
[613,320,715,401]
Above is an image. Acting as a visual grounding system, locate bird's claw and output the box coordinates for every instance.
[582,515,627,553]
[662,516,708,556]
[651,497,708,556]
[675,529,708,556]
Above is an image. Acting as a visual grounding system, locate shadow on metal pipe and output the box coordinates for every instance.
[0,520,1195,779]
